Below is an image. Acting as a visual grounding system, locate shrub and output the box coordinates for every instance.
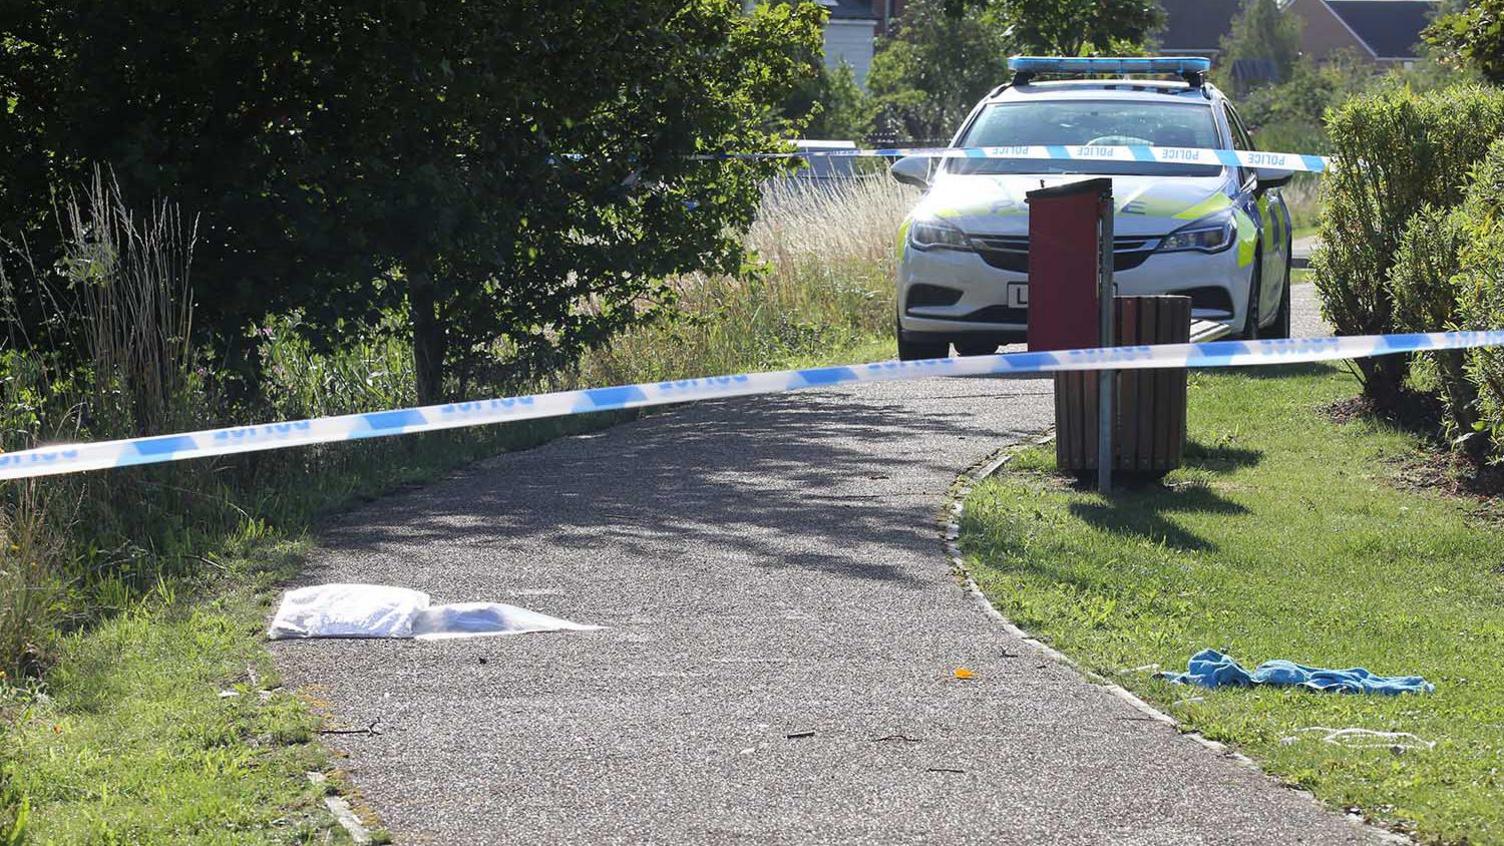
[1311,84,1504,408]
[786,62,876,141]
[867,0,1012,142]
[1215,0,1301,96]
[1389,204,1485,460]
[1455,139,1504,464]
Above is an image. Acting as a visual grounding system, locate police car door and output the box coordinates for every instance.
[1226,104,1286,323]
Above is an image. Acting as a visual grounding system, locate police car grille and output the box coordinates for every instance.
[970,236,1158,273]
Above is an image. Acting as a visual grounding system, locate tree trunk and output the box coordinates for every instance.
[409,270,447,406]
[1356,354,1409,412]
[1438,349,1490,465]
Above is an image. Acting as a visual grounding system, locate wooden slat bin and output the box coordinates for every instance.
[1055,295,1191,476]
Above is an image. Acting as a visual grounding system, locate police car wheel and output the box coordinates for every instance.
[1265,265,1292,340]
[1240,254,1263,341]
[898,338,949,361]
[896,322,949,361]
[954,341,999,356]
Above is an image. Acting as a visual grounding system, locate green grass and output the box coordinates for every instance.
[0,413,636,844]
[961,365,1504,845]
[0,535,352,845]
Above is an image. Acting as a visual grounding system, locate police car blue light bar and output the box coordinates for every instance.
[1007,56,1212,76]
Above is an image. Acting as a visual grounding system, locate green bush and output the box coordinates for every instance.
[1455,139,1504,464]
[1389,204,1485,459]
[1312,84,1504,408]
[1424,0,1504,84]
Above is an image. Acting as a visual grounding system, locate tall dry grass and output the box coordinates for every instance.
[0,175,206,676]
[749,177,915,269]
[581,177,916,384]
[65,171,202,439]
[0,482,72,679]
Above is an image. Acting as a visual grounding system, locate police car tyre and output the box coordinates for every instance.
[955,341,1001,356]
[896,321,950,361]
[1241,252,1263,341]
[1266,264,1292,340]
[898,338,950,361]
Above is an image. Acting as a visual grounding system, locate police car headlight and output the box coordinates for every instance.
[909,218,972,252]
[1158,211,1236,254]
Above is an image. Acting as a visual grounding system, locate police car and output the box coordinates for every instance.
[890,56,1294,360]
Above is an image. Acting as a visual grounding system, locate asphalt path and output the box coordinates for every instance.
[273,285,1380,844]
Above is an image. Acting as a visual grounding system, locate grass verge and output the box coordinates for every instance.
[1,535,354,845]
[961,364,1504,845]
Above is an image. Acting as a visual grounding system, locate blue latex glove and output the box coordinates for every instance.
[1160,649,1434,695]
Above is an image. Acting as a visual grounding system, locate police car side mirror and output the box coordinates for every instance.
[1254,166,1294,192]
[890,155,932,189]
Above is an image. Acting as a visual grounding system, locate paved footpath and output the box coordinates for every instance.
[273,287,1383,844]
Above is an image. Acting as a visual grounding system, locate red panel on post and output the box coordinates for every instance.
[1025,178,1111,351]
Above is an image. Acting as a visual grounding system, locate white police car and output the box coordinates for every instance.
[890,57,1294,360]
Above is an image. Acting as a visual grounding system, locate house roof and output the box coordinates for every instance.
[823,0,876,20]
[1157,0,1243,52]
[1324,0,1438,59]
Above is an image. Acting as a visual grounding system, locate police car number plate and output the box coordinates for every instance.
[1007,281,1029,309]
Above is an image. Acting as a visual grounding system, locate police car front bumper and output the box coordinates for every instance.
[896,240,1251,341]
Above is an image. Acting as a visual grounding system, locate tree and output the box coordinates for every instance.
[1215,0,1303,95]
[1234,49,1372,152]
[865,0,1167,142]
[317,1,824,402]
[1425,0,1504,83]
[995,0,1166,56]
[1,1,823,403]
[866,0,1013,141]
[786,62,877,140]
[2,2,366,379]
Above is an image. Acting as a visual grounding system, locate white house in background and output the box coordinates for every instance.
[821,0,879,88]
[745,0,905,90]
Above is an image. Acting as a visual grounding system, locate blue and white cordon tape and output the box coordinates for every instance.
[707,145,1330,174]
[2,330,1501,481]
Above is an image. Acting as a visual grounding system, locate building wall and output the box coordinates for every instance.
[825,18,878,88]
[1284,0,1375,62]
[868,0,905,34]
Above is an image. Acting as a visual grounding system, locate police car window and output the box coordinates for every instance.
[1226,106,1253,151]
[951,100,1223,176]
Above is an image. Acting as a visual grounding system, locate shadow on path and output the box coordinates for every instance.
[307,382,1041,589]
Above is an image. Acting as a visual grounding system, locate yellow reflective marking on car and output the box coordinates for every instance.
[1173,192,1233,221]
[897,219,912,259]
[1235,208,1258,267]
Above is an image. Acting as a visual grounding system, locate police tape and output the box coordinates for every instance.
[707,144,1331,174]
[3,330,1500,482]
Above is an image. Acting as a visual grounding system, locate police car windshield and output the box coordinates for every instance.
[950,100,1224,177]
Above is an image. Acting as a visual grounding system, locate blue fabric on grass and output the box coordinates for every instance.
[1161,649,1434,695]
